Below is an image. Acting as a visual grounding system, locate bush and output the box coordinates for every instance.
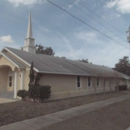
[29,85,51,102]
[39,85,51,102]
[28,85,39,102]
[17,90,28,101]
[118,85,127,91]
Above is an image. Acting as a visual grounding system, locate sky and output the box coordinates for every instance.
[0,0,130,68]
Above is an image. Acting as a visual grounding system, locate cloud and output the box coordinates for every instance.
[68,5,73,9]
[66,0,81,10]
[116,14,121,17]
[105,0,118,8]
[0,35,14,43]
[35,26,128,68]
[74,0,80,4]
[7,0,42,7]
[56,32,84,59]
[75,31,98,44]
[105,0,130,14]
[91,42,127,67]
[73,30,129,67]
[34,27,85,60]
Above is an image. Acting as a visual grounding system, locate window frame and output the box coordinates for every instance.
[88,77,91,87]
[77,76,81,88]
[9,76,12,87]
[97,78,99,86]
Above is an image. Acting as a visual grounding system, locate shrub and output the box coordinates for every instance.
[118,85,127,91]
[17,90,28,101]
[39,85,51,102]
[28,85,39,102]
[28,85,51,102]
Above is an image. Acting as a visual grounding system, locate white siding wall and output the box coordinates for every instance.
[39,74,128,100]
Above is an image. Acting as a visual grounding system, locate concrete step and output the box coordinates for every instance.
[0,91,14,99]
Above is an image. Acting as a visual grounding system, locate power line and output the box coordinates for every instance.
[47,0,129,49]
[78,1,124,34]
[66,0,126,41]
[66,0,105,27]
[107,1,130,26]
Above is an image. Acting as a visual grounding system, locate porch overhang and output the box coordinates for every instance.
[0,52,25,70]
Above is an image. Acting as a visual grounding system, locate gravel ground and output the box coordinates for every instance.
[39,98,130,130]
[0,91,127,126]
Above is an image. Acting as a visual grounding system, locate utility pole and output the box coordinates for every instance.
[126,27,130,75]
[127,27,130,48]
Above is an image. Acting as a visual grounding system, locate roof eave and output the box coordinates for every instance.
[4,47,39,72]
[38,71,130,79]
[1,52,25,69]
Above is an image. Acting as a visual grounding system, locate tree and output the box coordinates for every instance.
[36,44,55,55]
[28,61,35,90]
[28,61,43,90]
[79,59,92,64]
[28,61,44,102]
[114,56,130,76]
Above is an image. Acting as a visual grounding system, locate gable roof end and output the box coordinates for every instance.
[1,52,25,69]
[2,47,38,71]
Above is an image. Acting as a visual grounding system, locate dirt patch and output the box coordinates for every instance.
[0,91,127,126]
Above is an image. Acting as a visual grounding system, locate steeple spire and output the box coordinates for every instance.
[23,11,36,54]
[27,11,33,38]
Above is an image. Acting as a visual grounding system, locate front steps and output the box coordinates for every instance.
[0,91,14,99]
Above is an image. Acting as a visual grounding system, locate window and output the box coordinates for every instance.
[9,76,12,87]
[88,77,91,87]
[97,78,99,86]
[77,76,80,87]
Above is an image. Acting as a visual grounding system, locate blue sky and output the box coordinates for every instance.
[0,0,130,67]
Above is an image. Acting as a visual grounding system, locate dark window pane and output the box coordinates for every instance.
[77,76,80,87]
[9,76,12,87]
[88,82,90,86]
[77,82,80,87]
[9,82,12,87]
[88,77,91,87]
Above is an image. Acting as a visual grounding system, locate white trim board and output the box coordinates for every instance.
[4,47,39,72]
[1,52,25,69]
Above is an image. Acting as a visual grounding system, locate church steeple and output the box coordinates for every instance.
[23,12,36,54]
[27,11,33,38]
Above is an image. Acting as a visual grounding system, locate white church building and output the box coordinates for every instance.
[0,13,129,100]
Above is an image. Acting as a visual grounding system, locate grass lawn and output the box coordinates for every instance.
[0,91,128,126]
[39,96,130,130]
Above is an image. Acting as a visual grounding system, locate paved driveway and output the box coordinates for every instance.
[0,98,16,104]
